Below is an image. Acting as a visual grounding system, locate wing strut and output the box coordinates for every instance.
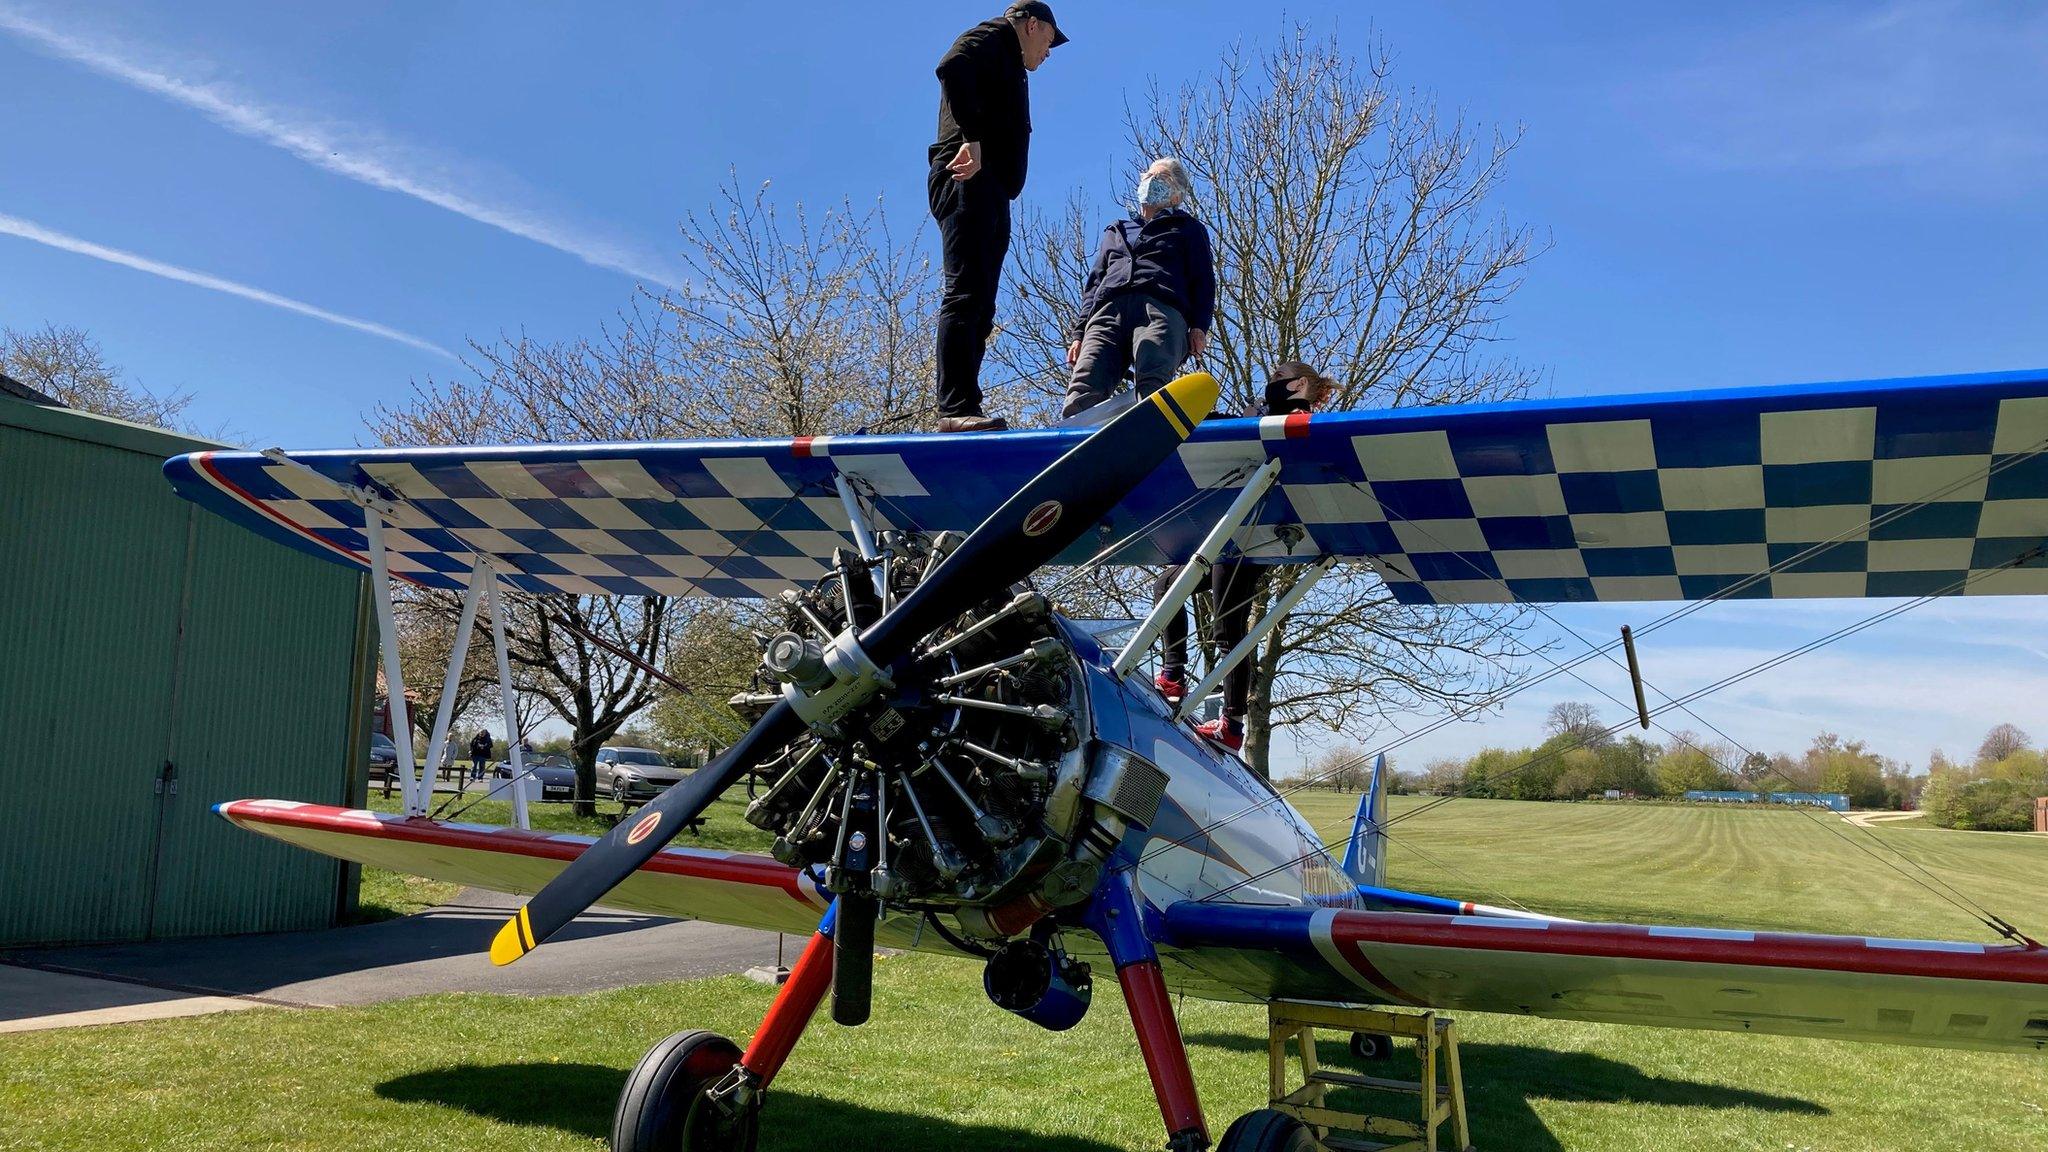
[364,508,424,814]
[1175,555,1336,720]
[1113,458,1282,678]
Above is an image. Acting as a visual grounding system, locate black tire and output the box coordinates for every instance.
[1350,1031,1394,1062]
[1216,1108,1317,1152]
[612,777,628,804]
[610,1030,757,1152]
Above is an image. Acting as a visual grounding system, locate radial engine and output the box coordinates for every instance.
[730,532,1169,948]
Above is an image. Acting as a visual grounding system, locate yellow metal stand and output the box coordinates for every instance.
[1267,1002,1472,1152]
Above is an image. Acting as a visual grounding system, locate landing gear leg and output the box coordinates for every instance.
[739,905,840,1084]
[610,903,839,1152]
[1087,871,1209,1152]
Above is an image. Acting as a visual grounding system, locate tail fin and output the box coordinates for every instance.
[1340,754,1389,886]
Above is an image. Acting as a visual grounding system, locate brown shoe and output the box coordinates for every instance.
[937,414,1009,433]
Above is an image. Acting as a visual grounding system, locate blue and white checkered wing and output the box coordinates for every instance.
[165,368,2048,603]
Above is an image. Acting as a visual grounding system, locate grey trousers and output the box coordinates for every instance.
[1061,293,1189,418]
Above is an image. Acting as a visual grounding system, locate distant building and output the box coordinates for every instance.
[1769,791,1850,812]
[1686,790,1762,804]
[1683,789,1850,812]
[2036,797,2047,834]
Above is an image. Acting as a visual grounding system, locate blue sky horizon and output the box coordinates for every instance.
[4,1,2044,775]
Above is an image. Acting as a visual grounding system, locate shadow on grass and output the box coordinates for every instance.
[1185,1032,1826,1152]
[377,1062,1122,1151]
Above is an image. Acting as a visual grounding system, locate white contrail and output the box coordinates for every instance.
[0,4,681,288]
[0,211,457,360]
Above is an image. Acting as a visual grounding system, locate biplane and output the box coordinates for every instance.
[168,368,2048,1152]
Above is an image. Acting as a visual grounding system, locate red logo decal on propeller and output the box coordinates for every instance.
[1022,500,1063,537]
[625,811,662,845]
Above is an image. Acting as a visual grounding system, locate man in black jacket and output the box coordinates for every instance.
[929,2,1068,433]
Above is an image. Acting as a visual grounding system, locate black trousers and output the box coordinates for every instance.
[930,169,1011,418]
[1157,560,1259,718]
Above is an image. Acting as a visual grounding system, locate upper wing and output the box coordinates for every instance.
[166,368,2048,603]
[1159,901,2048,1053]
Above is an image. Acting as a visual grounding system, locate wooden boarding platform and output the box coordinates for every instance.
[1267,1001,1473,1152]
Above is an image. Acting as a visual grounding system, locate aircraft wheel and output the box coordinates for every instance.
[1216,1108,1317,1152]
[611,1030,758,1152]
[1350,1030,1395,1061]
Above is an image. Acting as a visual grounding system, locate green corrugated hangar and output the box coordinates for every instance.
[0,381,374,946]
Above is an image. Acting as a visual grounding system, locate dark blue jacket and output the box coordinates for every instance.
[1070,207,1217,339]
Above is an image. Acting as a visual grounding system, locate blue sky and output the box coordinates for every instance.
[3,1,2044,772]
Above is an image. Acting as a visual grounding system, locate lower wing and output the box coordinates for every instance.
[217,799,830,936]
[1161,902,2048,1054]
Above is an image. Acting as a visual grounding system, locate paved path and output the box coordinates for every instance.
[0,966,265,1033]
[2,887,788,1031]
[1841,810,1926,828]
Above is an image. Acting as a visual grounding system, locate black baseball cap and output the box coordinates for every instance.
[1006,1,1069,46]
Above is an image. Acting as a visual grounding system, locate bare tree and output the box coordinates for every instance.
[2,323,197,432]
[657,174,939,437]
[371,177,941,812]
[998,27,1542,776]
[1976,723,2031,765]
[1543,701,1612,750]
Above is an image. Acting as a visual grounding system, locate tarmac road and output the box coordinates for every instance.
[1,887,789,1028]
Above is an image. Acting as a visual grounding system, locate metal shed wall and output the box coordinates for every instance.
[0,397,371,946]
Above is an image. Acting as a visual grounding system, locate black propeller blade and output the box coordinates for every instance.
[491,371,1221,969]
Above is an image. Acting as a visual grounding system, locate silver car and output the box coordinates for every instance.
[595,746,684,803]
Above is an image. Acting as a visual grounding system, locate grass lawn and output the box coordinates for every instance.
[6,798,2046,1150]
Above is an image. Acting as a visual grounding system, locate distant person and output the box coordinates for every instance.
[469,729,493,782]
[1156,362,1336,751]
[930,2,1069,433]
[1061,157,1216,418]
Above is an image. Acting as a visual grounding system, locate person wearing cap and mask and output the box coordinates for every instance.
[1060,157,1216,419]
[1154,362,1337,752]
[929,2,1069,434]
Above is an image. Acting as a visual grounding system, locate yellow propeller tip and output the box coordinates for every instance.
[1165,370,1220,421]
[1147,371,1219,439]
[490,906,536,966]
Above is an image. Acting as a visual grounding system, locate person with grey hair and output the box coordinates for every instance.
[1060,157,1217,418]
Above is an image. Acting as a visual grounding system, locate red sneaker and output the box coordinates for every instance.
[1194,717,1244,751]
[1154,673,1187,702]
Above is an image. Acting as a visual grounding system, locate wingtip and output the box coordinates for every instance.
[490,907,535,966]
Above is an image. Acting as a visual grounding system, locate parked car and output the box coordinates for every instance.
[368,730,398,775]
[595,746,685,803]
[494,752,578,802]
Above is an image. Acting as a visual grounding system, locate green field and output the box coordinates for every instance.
[6,797,2047,1150]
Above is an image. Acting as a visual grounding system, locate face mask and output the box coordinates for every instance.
[1137,175,1176,210]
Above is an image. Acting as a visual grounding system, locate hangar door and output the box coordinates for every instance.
[0,399,371,946]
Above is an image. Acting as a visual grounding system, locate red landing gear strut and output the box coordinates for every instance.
[1088,870,1210,1152]
[612,903,841,1152]
[738,918,837,1084]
